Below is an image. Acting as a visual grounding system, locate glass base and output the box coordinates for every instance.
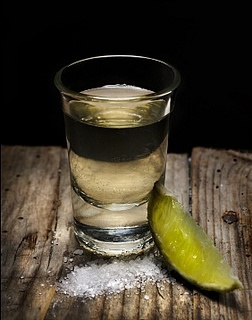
[74,219,154,257]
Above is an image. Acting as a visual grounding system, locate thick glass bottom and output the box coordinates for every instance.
[74,219,154,257]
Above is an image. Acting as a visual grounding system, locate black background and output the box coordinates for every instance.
[1,1,251,154]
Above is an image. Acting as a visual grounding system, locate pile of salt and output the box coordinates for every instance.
[57,253,174,299]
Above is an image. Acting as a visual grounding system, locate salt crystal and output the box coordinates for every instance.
[73,249,84,255]
[56,254,170,299]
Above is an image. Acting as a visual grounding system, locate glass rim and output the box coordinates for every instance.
[54,54,181,101]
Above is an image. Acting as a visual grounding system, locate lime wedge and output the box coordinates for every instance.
[147,182,244,292]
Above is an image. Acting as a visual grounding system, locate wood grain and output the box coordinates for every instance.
[1,145,251,320]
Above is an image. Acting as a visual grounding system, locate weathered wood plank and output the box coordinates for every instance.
[191,147,252,320]
[1,146,72,320]
[1,145,251,320]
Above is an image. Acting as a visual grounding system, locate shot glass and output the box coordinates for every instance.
[54,55,181,256]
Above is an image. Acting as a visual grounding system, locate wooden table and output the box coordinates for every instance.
[1,145,252,320]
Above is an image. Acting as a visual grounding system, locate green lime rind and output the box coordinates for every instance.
[147,182,244,293]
